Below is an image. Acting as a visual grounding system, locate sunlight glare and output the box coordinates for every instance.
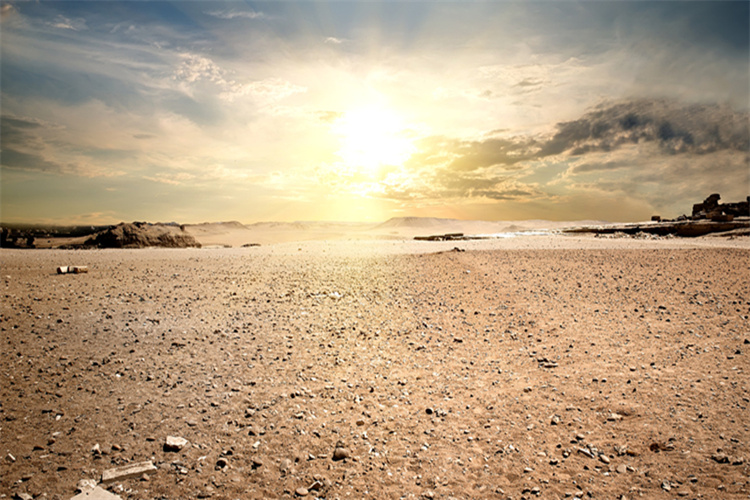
[332,106,415,173]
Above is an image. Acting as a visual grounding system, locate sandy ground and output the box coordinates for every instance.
[1,235,749,500]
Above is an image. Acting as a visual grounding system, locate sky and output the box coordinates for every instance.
[1,1,748,224]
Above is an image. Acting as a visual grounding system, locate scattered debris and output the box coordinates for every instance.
[57,266,89,274]
[101,461,157,483]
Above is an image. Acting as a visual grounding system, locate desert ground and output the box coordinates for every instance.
[1,232,749,500]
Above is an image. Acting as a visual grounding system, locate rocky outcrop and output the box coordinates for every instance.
[567,194,749,238]
[82,222,201,248]
[692,193,749,221]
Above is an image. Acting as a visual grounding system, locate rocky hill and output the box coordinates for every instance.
[81,222,201,248]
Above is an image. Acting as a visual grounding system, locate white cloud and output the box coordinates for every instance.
[49,14,87,31]
[205,9,265,20]
[174,53,226,84]
[220,78,307,103]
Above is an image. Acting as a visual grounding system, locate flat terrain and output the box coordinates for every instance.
[1,236,749,499]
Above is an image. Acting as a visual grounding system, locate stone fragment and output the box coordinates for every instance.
[279,458,292,475]
[14,494,33,500]
[295,487,309,497]
[332,447,351,461]
[71,486,123,500]
[101,461,157,483]
[711,452,729,464]
[76,478,98,493]
[164,436,188,452]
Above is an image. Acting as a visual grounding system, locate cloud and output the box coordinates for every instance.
[541,99,749,157]
[205,9,265,20]
[365,98,749,215]
[174,54,225,85]
[1,2,17,21]
[171,53,306,105]
[324,37,344,44]
[220,78,306,103]
[0,147,64,173]
[49,14,86,31]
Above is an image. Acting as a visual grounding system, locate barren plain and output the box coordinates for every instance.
[1,234,749,500]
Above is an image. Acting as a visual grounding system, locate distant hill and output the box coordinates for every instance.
[81,222,200,248]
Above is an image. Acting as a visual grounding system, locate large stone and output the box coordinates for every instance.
[101,461,157,483]
[164,436,189,452]
[70,486,123,500]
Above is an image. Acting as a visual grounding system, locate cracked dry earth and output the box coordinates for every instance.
[1,245,749,500]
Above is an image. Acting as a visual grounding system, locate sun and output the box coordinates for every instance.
[332,106,415,173]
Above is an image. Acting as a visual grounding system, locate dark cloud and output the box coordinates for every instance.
[410,99,748,183]
[0,147,62,172]
[541,99,749,157]
[1,114,50,157]
[569,161,628,175]
[397,98,748,209]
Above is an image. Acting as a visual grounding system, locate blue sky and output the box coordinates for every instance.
[1,1,748,224]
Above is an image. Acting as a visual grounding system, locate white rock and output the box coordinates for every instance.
[70,486,122,500]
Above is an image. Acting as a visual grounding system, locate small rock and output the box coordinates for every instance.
[332,447,351,461]
[279,458,292,475]
[661,481,671,491]
[14,494,33,500]
[295,487,309,496]
[599,454,610,464]
[215,457,229,470]
[251,457,263,469]
[164,436,188,452]
[91,443,101,455]
[711,452,729,464]
[550,415,561,425]
[616,464,628,474]
[76,478,98,493]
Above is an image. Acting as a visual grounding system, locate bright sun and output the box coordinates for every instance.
[332,106,415,173]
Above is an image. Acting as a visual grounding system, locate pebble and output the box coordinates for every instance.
[279,458,292,474]
[332,447,351,461]
[295,487,309,496]
[616,464,627,474]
